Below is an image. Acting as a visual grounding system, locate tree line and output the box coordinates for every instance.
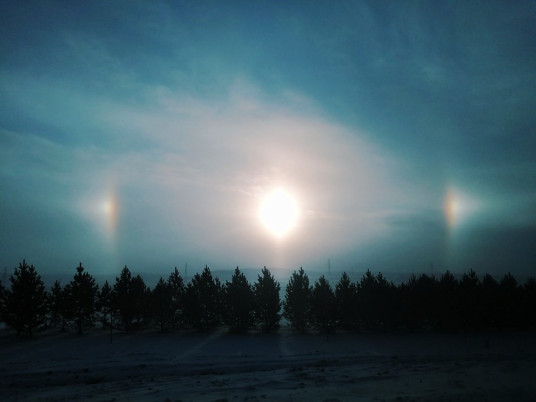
[0,260,535,337]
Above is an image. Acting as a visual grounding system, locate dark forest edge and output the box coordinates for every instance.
[1,260,535,337]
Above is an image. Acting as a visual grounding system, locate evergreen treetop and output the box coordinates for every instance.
[68,262,99,334]
[4,260,47,336]
[253,266,281,332]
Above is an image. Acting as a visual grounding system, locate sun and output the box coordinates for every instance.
[259,188,299,238]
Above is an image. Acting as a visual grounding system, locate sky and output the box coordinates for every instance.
[1,1,536,278]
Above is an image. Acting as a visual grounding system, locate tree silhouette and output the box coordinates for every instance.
[2,262,535,336]
[375,272,396,330]
[401,273,438,330]
[112,267,151,331]
[335,272,357,330]
[167,267,185,329]
[151,277,173,332]
[523,277,536,328]
[67,262,99,334]
[498,272,521,328]
[355,270,375,330]
[309,275,336,333]
[113,266,135,332]
[183,266,222,331]
[48,280,63,328]
[96,280,113,329]
[253,266,281,332]
[130,274,150,328]
[0,280,5,324]
[458,270,480,329]
[283,267,311,332]
[437,270,458,330]
[223,267,254,333]
[480,274,499,328]
[222,267,254,332]
[60,283,75,331]
[3,260,47,336]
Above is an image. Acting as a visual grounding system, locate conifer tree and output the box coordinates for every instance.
[4,260,47,336]
[283,267,311,332]
[375,272,397,330]
[459,270,481,328]
[68,262,99,334]
[356,269,378,330]
[113,267,150,331]
[223,267,254,332]
[498,272,520,328]
[310,275,336,333]
[151,277,173,332]
[0,280,5,324]
[113,266,135,332]
[167,267,185,328]
[253,266,281,332]
[96,280,113,329]
[60,283,74,331]
[480,274,499,328]
[437,270,458,329]
[130,274,150,327]
[183,266,222,331]
[335,272,357,330]
[48,280,63,328]
[524,277,536,328]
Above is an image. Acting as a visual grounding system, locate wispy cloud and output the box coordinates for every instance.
[1,75,419,272]
[1,1,535,275]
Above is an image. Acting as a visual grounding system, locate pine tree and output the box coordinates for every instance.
[167,267,185,329]
[375,272,397,330]
[523,277,536,328]
[310,275,336,333]
[130,274,150,328]
[498,272,520,328]
[437,270,458,329]
[4,260,48,336]
[283,267,311,332]
[253,266,281,332]
[113,266,135,332]
[183,266,222,331]
[480,274,499,328]
[112,267,151,331]
[151,277,173,332]
[335,272,357,330]
[96,280,113,329]
[48,280,63,328]
[356,270,378,330]
[0,280,6,324]
[401,273,437,330]
[68,262,99,334]
[60,283,75,331]
[459,270,481,329]
[223,267,254,333]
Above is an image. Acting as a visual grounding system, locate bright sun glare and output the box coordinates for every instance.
[259,189,299,238]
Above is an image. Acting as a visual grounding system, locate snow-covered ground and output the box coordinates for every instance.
[1,327,535,401]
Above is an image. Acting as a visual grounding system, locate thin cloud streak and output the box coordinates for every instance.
[1,1,535,275]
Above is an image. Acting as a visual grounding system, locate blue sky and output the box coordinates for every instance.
[1,1,536,276]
